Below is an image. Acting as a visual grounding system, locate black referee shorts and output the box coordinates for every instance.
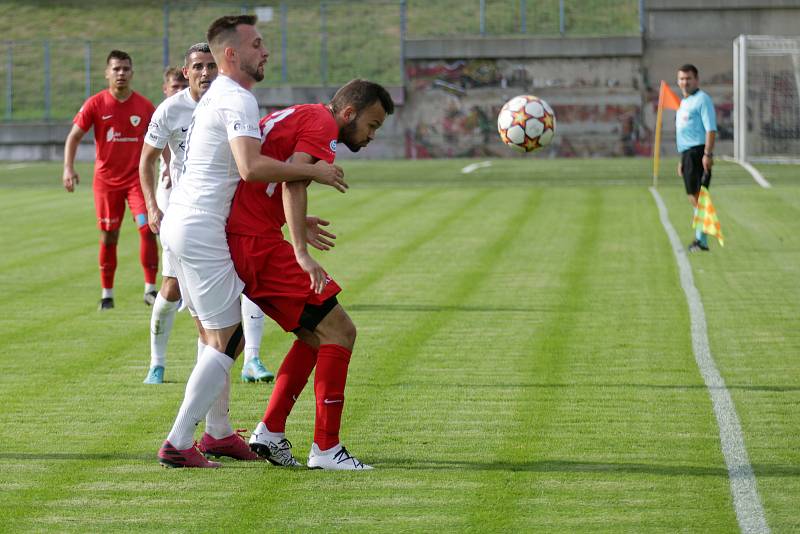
[680,145,711,195]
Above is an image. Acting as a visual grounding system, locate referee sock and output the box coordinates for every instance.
[149,294,179,368]
[695,227,708,247]
[313,344,351,451]
[166,345,233,450]
[263,339,318,433]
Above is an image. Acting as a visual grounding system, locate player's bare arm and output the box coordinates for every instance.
[161,148,173,189]
[62,124,87,192]
[284,152,327,294]
[229,136,347,192]
[139,143,165,233]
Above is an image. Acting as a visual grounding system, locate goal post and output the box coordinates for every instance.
[733,35,800,164]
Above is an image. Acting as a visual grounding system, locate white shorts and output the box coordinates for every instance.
[161,240,177,278]
[155,174,171,213]
[160,204,244,329]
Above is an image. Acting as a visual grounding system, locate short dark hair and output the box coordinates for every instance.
[330,79,395,116]
[163,66,187,83]
[106,49,132,65]
[678,64,698,77]
[207,15,257,49]
[184,42,211,64]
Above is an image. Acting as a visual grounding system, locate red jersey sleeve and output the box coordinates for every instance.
[73,95,97,132]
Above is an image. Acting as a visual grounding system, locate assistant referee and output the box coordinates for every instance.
[675,63,717,252]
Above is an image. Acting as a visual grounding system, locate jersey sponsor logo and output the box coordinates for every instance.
[329,139,337,153]
[102,114,113,120]
[106,126,139,143]
[130,115,141,127]
[233,121,257,132]
[148,132,159,142]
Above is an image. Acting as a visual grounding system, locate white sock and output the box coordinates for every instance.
[102,288,114,299]
[205,372,233,439]
[145,282,157,294]
[253,421,284,441]
[166,346,234,450]
[149,294,179,368]
[241,296,265,364]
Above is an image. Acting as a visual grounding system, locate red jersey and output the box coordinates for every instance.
[227,104,339,240]
[74,90,155,190]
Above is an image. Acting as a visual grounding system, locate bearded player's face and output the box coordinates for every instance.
[236,24,268,83]
[339,101,387,152]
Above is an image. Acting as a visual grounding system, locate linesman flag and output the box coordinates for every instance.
[693,186,725,246]
[652,81,682,186]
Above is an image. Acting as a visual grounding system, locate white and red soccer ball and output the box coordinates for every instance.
[497,95,556,153]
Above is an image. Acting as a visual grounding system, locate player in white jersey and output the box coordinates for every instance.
[139,44,273,386]
[156,15,347,468]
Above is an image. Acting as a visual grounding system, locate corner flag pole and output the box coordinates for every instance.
[653,96,664,188]
[653,81,681,189]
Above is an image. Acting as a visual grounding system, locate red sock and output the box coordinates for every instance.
[99,242,117,289]
[262,340,318,433]
[314,344,352,451]
[138,225,158,285]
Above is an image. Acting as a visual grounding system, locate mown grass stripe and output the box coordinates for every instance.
[651,187,770,534]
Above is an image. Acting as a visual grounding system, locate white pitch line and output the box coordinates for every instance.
[719,156,771,189]
[461,160,492,174]
[650,187,770,534]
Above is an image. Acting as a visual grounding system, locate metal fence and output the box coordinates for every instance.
[0,0,642,121]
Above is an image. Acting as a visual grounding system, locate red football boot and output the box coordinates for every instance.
[198,430,261,461]
[157,440,221,468]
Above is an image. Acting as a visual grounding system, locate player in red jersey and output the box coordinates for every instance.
[227,79,394,470]
[62,50,158,311]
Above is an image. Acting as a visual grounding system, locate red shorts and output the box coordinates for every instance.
[93,182,147,232]
[228,234,342,332]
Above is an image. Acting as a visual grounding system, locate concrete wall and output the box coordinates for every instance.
[2,0,798,160]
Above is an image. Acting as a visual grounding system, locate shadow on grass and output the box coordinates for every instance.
[372,459,800,477]
[353,381,800,392]
[349,303,550,314]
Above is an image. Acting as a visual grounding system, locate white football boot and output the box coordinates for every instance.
[307,443,373,470]
[248,422,302,467]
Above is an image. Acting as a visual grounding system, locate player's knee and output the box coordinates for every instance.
[295,328,320,350]
[161,277,181,301]
[337,311,357,348]
[100,229,119,245]
[137,222,155,238]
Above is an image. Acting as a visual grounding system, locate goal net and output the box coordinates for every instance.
[733,35,800,163]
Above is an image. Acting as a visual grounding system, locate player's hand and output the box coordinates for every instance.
[311,161,347,193]
[677,162,683,177]
[295,249,328,294]
[147,205,164,234]
[305,216,336,251]
[62,168,80,192]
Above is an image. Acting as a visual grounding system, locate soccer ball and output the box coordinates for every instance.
[497,95,556,152]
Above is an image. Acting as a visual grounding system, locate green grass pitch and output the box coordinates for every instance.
[0,158,797,532]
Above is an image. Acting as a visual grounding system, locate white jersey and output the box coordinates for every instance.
[145,87,197,187]
[169,75,260,217]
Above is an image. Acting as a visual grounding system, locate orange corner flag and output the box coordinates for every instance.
[659,80,681,111]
